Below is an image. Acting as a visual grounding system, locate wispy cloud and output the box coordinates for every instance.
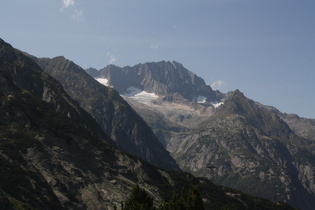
[106,52,117,64]
[60,0,84,20]
[211,80,227,91]
[71,9,84,20]
[150,39,159,49]
[61,0,75,11]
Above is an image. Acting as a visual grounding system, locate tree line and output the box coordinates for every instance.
[118,184,205,210]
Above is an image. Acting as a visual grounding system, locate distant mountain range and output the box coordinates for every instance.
[86,61,315,210]
[0,37,311,209]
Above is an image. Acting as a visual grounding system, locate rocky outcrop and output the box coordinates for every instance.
[85,67,100,78]
[98,61,223,104]
[256,103,315,141]
[168,90,315,210]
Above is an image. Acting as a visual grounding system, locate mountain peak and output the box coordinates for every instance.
[0,38,7,45]
[93,61,222,104]
[0,39,18,62]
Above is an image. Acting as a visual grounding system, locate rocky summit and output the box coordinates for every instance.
[89,61,315,210]
[88,61,225,146]
[168,90,315,210]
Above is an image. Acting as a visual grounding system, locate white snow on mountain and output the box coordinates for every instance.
[95,78,111,87]
[95,78,223,108]
[197,96,223,108]
[122,87,159,104]
[171,61,177,69]
[211,101,224,108]
[197,96,207,104]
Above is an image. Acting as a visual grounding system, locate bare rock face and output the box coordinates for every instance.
[168,90,315,210]
[278,114,315,141]
[0,38,188,209]
[87,61,225,145]
[255,103,315,141]
[98,61,224,106]
[86,60,315,209]
[99,61,218,101]
[33,56,179,171]
[1,38,293,210]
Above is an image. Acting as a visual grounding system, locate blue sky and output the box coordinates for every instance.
[1,0,314,118]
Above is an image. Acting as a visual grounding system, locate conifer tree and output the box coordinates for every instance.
[122,185,155,210]
[122,184,205,210]
[159,185,204,210]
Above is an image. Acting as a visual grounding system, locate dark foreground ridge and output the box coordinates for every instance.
[0,38,298,209]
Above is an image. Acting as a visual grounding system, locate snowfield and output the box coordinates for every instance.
[211,101,224,108]
[95,78,111,87]
[122,87,159,105]
[197,96,223,108]
[95,77,223,109]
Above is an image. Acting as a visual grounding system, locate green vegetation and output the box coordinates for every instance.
[122,185,155,210]
[0,190,37,210]
[159,185,204,210]
[121,184,204,210]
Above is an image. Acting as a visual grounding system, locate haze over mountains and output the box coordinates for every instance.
[1,38,314,209]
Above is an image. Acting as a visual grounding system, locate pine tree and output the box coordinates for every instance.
[122,184,205,210]
[159,185,204,210]
[122,185,155,210]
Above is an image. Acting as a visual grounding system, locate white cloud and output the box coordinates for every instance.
[61,0,75,10]
[211,80,227,91]
[60,0,84,20]
[106,52,117,64]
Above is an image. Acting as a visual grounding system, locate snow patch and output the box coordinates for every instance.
[122,87,159,105]
[95,78,111,87]
[171,61,177,69]
[211,101,224,108]
[197,96,207,104]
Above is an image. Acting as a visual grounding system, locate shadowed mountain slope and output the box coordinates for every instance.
[33,56,179,170]
[0,38,296,210]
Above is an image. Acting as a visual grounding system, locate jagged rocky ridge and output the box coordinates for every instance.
[256,103,315,141]
[31,56,179,170]
[88,62,315,210]
[168,90,315,210]
[93,61,222,103]
[87,62,225,146]
[0,39,295,209]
